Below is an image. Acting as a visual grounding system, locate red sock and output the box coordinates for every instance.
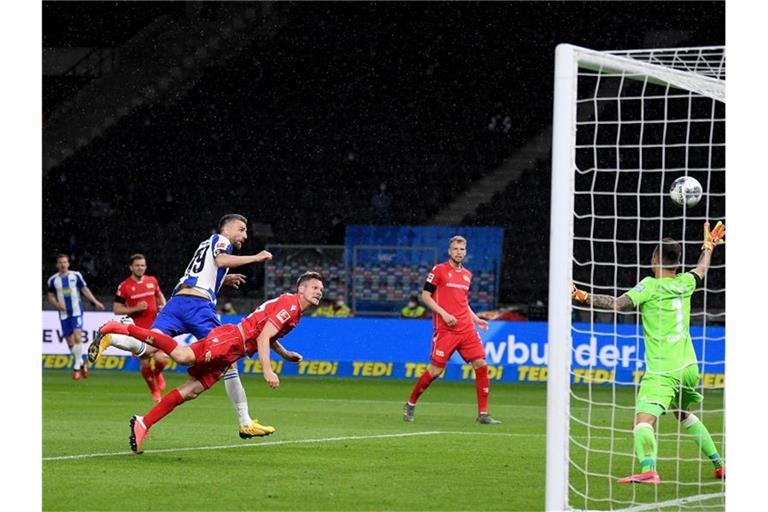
[408,370,437,404]
[475,365,490,414]
[127,325,178,354]
[140,365,156,392]
[143,389,185,429]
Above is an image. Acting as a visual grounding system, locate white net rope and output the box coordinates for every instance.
[569,47,725,511]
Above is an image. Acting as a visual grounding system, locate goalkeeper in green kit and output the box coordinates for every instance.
[572,221,726,485]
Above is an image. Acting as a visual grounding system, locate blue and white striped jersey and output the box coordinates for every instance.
[47,271,87,320]
[173,234,233,304]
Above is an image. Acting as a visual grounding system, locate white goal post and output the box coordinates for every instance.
[547,44,726,511]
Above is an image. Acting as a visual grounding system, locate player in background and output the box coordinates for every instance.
[96,271,323,454]
[47,253,106,380]
[403,236,501,424]
[572,221,726,484]
[90,214,274,438]
[114,254,167,401]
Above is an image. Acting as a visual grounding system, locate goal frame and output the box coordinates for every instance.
[545,43,725,511]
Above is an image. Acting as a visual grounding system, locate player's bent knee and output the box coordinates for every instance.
[471,359,487,369]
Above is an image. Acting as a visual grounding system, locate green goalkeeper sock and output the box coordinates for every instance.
[634,422,657,472]
[683,414,723,469]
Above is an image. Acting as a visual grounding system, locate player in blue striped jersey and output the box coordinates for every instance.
[91,214,275,438]
[47,253,105,380]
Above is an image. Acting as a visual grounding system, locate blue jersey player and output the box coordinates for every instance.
[90,214,275,438]
[47,253,105,380]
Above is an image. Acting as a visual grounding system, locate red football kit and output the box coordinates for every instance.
[424,261,484,366]
[115,275,163,328]
[187,293,302,389]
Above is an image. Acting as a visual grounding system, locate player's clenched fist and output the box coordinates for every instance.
[701,221,725,252]
[571,283,589,303]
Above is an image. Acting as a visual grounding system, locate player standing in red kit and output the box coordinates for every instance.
[113,254,168,401]
[96,271,324,453]
[403,236,501,424]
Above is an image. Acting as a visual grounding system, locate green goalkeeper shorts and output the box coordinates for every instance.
[635,364,704,417]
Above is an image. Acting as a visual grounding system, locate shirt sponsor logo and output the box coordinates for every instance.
[277,309,291,324]
[445,283,469,290]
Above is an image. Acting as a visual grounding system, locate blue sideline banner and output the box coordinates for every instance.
[41,313,725,387]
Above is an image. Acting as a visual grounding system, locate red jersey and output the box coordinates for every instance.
[424,261,474,333]
[115,276,163,329]
[240,293,302,357]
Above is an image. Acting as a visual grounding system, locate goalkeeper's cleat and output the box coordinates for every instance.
[81,363,89,379]
[72,370,81,380]
[476,413,502,425]
[403,402,415,422]
[129,415,149,454]
[617,470,661,485]
[714,465,725,480]
[238,420,276,439]
[88,329,115,364]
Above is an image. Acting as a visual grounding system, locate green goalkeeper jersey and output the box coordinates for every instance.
[625,272,700,374]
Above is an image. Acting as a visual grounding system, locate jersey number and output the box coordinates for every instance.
[185,246,208,275]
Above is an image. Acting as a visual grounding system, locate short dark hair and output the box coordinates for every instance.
[652,238,681,269]
[129,253,146,264]
[217,214,248,232]
[56,253,69,262]
[297,271,323,287]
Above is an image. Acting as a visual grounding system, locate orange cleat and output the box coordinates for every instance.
[129,416,149,454]
[617,471,661,485]
[72,370,81,380]
[81,364,89,379]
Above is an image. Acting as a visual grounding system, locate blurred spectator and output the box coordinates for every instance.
[311,298,335,317]
[331,297,353,317]
[401,295,428,319]
[370,182,392,223]
[219,301,237,316]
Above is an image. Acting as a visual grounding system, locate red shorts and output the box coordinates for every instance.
[430,328,485,367]
[187,324,245,389]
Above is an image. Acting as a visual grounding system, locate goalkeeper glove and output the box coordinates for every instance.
[701,221,725,252]
[571,284,589,303]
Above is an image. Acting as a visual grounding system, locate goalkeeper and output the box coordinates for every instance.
[572,221,726,485]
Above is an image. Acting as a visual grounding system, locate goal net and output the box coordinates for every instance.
[547,45,726,511]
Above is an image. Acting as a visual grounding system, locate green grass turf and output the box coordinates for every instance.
[42,371,724,511]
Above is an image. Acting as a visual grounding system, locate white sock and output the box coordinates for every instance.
[223,367,252,426]
[71,344,83,370]
[109,333,147,357]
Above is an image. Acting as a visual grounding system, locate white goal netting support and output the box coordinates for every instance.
[547,44,725,511]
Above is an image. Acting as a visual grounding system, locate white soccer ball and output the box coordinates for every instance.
[669,176,703,208]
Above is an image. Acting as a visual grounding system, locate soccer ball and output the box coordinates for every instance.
[669,176,703,208]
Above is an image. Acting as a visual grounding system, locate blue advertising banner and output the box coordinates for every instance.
[42,315,725,388]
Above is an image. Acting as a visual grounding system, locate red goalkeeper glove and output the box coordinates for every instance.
[571,284,589,303]
[702,221,725,252]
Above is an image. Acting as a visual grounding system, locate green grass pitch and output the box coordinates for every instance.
[42,371,724,511]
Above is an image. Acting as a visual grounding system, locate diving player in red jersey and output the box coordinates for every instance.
[96,271,324,454]
[403,236,501,424]
[114,254,167,401]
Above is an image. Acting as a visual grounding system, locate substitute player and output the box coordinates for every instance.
[403,236,501,424]
[114,254,167,401]
[47,253,106,380]
[572,221,726,484]
[90,214,274,438]
[96,271,323,454]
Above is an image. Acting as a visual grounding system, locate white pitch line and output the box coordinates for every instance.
[43,431,456,461]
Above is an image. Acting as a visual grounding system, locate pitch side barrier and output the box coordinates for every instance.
[41,312,725,386]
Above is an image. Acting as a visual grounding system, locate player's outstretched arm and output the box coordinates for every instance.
[693,221,725,279]
[215,250,273,269]
[255,322,280,389]
[270,340,303,362]
[572,284,633,312]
